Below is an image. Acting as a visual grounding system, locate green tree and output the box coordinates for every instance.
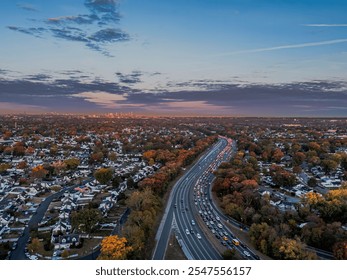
[71,208,102,233]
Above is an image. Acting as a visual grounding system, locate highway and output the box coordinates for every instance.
[153,137,238,260]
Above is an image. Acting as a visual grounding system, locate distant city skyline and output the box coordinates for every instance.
[1,0,347,116]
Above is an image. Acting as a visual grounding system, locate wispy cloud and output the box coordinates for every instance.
[116,71,143,84]
[8,0,129,56]
[16,3,38,12]
[303,24,347,27]
[214,39,347,56]
[7,26,46,38]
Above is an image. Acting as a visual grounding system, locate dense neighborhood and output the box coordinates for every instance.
[0,115,346,260]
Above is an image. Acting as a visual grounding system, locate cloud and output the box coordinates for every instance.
[214,39,347,56]
[73,91,128,108]
[46,14,99,25]
[49,27,89,42]
[16,3,38,12]
[7,26,46,38]
[8,0,129,56]
[303,24,347,27]
[89,28,130,43]
[116,71,143,84]
[0,69,9,75]
[84,0,121,24]
[1,73,346,116]
[24,74,53,82]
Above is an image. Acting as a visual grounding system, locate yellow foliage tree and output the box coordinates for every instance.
[98,235,133,260]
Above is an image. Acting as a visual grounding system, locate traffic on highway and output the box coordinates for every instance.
[153,136,260,260]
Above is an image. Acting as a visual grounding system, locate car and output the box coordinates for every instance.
[215,234,220,239]
[217,223,223,229]
[30,255,38,260]
[185,228,190,235]
[223,231,228,236]
[244,250,251,257]
[221,241,227,246]
[196,233,201,239]
[191,220,195,226]
[216,216,220,221]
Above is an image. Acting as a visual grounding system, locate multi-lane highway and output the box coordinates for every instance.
[153,138,238,260]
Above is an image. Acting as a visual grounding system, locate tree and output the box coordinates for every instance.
[108,152,118,161]
[272,148,284,163]
[307,177,317,188]
[98,235,133,260]
[0,163,11,174]
[321,159,338,174]
[94,168,113,185]
[71,208,102,233]
[249,223,277,256]
[222,248,236,260]
[31,165,48,179]
[333,241,347,260]
[27,238,40,254]
[61,250,70,259]
[272,237,316,260]
[64,158,80,170]
[13,143,25,156]
[292,152,306,166]
[17,161,27,170]
[292,165,302,174]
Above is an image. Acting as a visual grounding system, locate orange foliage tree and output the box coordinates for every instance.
[98,235,133,260]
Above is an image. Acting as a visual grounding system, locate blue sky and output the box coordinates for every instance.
[0,0,346,116]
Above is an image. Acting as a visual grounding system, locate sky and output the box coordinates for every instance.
[0,0,347,116]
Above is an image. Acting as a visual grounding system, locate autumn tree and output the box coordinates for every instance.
[31,165,48,180]
[61,250,70,259]
[13,142,25,156]
[321,159,338,174]
[0,163,11,174]
[333,241,347,260]
[17,161,27,170]
[123,188,161,258]
[272,237,316,260]
[98,235,133,260]
[27,238,40,254]
[272,148,284,163]
[108,152,118,161]
[64,158,80,170]
[249,223,277,256]
[292,152,306,166]
[94,168,113,185]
